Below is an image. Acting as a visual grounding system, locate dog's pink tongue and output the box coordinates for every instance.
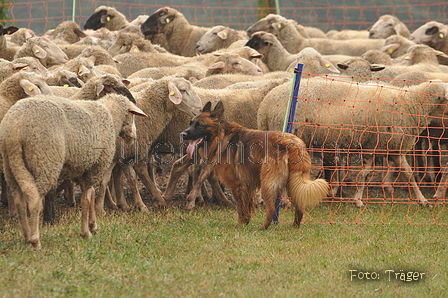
[186,139,201,159]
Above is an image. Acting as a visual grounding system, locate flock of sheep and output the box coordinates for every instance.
[1,5,448,247]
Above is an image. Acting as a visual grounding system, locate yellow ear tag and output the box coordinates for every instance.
[325,63,331,67]
[64,84,69,87]
[106,16,111,22]
[288,68,293,72]
[133,48,139,52]
[440,33,445,38]
[169,91,175,96]
[166,18,170,23]
[223,32,227,36]
[22,67,28,70]
[388,49,394,54]
[404,56,410,60]
[6,30,11,34]
[277,24,282,29]
[35,50,40,53]
[267,42,272,46]
[28,86,34,91]
[78,69,83,74]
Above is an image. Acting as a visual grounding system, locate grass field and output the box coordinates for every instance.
[1,201,447,298]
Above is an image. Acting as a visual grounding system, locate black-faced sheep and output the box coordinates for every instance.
[84,6,130,31]
[0,93,147,248]
[0,24,19,61]
[258,78,448,207]
[140,7,211,57]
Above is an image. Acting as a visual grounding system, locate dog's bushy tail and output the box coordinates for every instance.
[287,171,329,211]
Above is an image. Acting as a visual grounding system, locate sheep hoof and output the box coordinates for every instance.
[29,238,41,250]
[89,223,98,234]
[137,205,149,213]
[185,200,196,210]
[81,231,92,239]
[355,200,364,208]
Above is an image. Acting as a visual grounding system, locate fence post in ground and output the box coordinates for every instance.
[273,63,304,223]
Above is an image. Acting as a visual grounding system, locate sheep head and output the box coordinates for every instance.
[141,7,177,36]
[84,6,116,30]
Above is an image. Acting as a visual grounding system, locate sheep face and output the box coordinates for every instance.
[196,26,228,54]
[84,8,114,30]
[141,7,175,36]
[245,32,277,54]
[409,21,447,46]
[207,53,263,76]
[93,74,136,103]
[165,78,202,117]
[52,21,86,44]
[0,24,19,36]
[368,15,400,39]
[246,14,286,37]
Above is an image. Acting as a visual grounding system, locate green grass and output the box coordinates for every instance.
[0,203,447,298]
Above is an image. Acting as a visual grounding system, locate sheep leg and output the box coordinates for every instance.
[353,153,374,207]
[88,188,97,234]
[80,186,95,238]
[112,164,130,210]
[25,190,42,249]
[13,190,31,243]
[95,163,116,214]
[63,181,76,207]
[390,155,428,205]
[434,163,448,201]
[43,189,56,226]
[0,173,7,207]
[122,163,149,212]
[164,154,193,202]
[133,161,166,207]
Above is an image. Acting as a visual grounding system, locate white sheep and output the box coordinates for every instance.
[368,14,411,39]
[95,76,203,213]
[14,36,69,67]
[51,21,87,44]
[258,78,448,207]
[326,29,369,40]
[409,21,448,65]
[0,93,147,248]
[195,25,248,54]
[140,7,211,57]
[381,35,417,59]
[244,32,339,73]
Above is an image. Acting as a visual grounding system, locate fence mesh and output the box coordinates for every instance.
[1,0,448,224]
[1,1,448,34]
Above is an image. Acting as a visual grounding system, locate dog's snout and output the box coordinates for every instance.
[180,131,189,140]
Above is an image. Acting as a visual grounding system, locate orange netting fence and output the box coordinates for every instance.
[1,0,448,34]
[276,67,448,225]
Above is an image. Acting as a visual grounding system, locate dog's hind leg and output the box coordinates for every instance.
[259,185,278,230]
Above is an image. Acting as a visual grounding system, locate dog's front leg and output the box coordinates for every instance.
[185,163,214,209]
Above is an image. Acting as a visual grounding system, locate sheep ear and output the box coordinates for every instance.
[381,43,400,55]
[122,79,131,86]
[128,101,148,118]
[78,64,90,76]
[12,63,29,71]
[393,23,402,36]
[130,44,140,53]
[167,81,182,105]
[95,81,105,96]
[435,50,448,59]
[319,58,340,74]
[337,63,348,70]
[207,61,226,70]
[87,55,96,63]
[370,64,386,72]
[100,14,113,24]
[217,30,228,40]
[4,26,19,35]
[19,79,41,96]
[249,51,263,59]
[32,45,47,59]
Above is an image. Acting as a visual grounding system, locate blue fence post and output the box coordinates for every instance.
[273,63,304,223]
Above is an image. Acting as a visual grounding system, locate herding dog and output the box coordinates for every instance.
[181,101,329,230]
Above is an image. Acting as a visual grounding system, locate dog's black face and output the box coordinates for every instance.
[141,7,172,36]
[180,101,224,158]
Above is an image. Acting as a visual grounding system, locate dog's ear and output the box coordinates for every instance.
[202,101,212,113]
[211,100,224,119]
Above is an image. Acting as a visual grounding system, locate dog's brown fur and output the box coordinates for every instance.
[181,101,329,229]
